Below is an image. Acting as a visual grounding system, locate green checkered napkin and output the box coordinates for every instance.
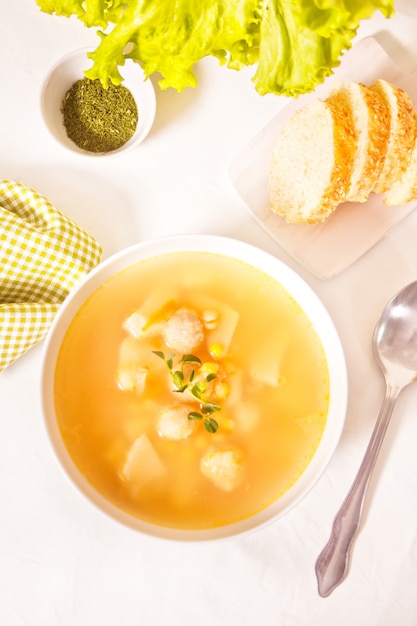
[0,179,102,372]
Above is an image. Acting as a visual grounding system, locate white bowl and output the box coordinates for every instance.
[40,48,156,156]
[41,235,348,541]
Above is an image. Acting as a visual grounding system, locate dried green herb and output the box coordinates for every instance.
[61,78,138,153]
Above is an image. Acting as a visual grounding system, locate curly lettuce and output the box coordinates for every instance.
[36,0,395,97]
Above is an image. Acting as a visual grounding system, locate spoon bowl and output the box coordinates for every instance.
[315,279,417,597]
[373,282,417,384]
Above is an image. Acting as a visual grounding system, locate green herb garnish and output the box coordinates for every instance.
[152,350,220,433]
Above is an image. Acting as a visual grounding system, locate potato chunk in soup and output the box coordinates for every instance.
[54,252,329,530]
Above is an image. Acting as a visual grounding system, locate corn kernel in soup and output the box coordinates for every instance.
[54,252,329,530]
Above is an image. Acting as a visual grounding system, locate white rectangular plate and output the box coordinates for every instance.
[228,37,417,279]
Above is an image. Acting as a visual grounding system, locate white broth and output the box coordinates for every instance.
[54,251,329,529]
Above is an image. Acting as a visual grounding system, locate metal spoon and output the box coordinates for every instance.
[315,279,417,597]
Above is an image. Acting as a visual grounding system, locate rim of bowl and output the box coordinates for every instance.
[39,47,156,157]
[41,234,348,542]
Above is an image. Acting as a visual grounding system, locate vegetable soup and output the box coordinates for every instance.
[54,251,329,529]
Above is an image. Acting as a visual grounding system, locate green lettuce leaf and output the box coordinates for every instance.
[36,0,395,96]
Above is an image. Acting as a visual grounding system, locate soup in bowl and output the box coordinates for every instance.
[41,235,347,540]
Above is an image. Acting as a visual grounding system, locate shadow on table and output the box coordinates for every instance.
[147,68,203,137]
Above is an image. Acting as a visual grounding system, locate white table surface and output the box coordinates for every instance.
[2,2,417,625]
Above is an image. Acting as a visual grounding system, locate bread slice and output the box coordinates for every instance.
[369,79,415,193]
[268,99,356,223]
[383,109,417,205]
[326,81,390,202]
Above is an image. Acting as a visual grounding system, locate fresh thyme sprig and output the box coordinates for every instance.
[152,350,220,433]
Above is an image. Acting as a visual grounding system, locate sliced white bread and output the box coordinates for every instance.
[369,79,415,193]
[268,98,356,223]
[327,81,390,202]
[383,110,417,205]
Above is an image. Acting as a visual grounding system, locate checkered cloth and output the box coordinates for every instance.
[0,180,102,372]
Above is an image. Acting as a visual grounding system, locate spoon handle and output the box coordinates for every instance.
[315,388,398,597]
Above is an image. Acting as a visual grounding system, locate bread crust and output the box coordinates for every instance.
[383,110,417,205]
[370,79,415,193]
[359,86,390,199]
[323,100,356,215]
[327,82,390,202]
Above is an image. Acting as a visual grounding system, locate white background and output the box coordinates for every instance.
[1,1,417,624]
